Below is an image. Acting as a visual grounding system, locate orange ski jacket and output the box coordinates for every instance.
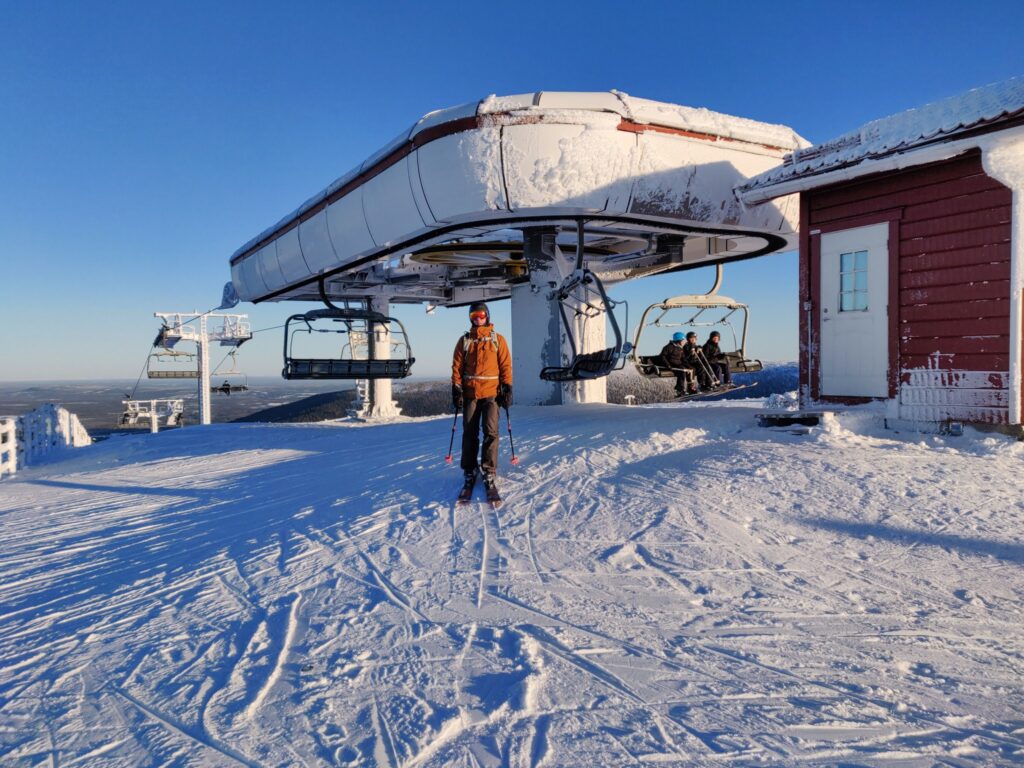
[452,324,512,400]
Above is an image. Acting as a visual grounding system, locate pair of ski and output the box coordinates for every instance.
[674,382,754,401]
[457,470,502,508]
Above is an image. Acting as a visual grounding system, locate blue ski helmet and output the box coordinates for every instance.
[672,332,686,341]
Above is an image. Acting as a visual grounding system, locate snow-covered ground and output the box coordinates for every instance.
[1,399,1023,766]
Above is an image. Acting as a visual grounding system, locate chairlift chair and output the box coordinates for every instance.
[539,220,632,382]
[211,350,249,394]
[146,348,199,379]
[282,307,415,380]
[632,293,762,380]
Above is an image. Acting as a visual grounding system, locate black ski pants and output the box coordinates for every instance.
[672,367,696,394]
[461,397,500,475]
[709,361,731,385]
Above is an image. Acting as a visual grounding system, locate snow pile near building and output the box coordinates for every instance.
[1,401,1023,765]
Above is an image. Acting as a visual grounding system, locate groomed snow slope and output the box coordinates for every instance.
[1,401,1023,766]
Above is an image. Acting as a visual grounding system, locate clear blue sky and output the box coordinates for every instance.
[2,0,1021,382]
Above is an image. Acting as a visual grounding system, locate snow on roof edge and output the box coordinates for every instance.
[740,76,1024,199]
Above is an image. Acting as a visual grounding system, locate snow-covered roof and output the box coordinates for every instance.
[230,91,807,264]
[739,76,1024,200]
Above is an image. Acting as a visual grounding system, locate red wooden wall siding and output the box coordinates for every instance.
[803,151,1014,417]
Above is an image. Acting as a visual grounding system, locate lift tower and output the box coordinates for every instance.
[153,312,252,425]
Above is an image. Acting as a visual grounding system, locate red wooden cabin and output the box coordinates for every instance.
[740,78,1024,434]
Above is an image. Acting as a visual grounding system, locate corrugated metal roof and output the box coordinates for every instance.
[740,76,1024,196]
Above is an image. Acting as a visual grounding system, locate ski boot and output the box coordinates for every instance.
[482,472,502,508]
[457,470,477,504]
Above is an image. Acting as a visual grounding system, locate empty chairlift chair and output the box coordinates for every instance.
[539,220,632,382]
[282,307,415,380]
[146,323,200,379]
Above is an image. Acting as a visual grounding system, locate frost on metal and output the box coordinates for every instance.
[228,91,805,305]
[0,418,16,477]
[1,404,92,477]
[900,353,1009,425]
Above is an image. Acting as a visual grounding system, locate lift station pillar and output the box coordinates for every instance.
[348,296,402,420]
[511,229,608,406]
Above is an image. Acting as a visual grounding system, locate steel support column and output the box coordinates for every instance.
[197,315,211,425]
[349,296,402,420]
[511,229,564,405]
[565,306,608,405]
[510,228,608,405]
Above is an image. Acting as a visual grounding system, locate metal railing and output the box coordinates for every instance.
[121,399,184,433]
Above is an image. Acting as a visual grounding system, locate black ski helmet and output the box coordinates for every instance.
[468,302,490,322]
[709,331,720,340]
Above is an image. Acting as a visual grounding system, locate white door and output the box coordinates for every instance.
[819,223,889,397]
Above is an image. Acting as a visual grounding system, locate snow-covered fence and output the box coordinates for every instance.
[0,417,17,477]
[0,405,92,478]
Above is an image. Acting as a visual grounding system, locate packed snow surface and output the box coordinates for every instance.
[2,400,1023,766]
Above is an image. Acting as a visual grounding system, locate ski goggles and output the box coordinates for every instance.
[469,311,488,322]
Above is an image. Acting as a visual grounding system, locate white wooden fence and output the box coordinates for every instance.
[0,405,91,479]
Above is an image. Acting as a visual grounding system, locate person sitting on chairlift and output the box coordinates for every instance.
[681,331,713,392]
[702,331,731,388]
[659,331,699,396]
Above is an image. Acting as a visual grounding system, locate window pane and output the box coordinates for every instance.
[855,271,867,291]
[840,252,853,272]
[854,293,868,311]
[841,293,853,311]
[841,273,854,292]
[855,250,868,271]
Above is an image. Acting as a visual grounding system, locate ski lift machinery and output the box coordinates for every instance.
[282,280,415,380]
[632,264,763,379]
[539,220,632,382]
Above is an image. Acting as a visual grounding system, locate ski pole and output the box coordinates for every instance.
[445,407,459,464]
[696,350,720,388]
[504,405,519,465]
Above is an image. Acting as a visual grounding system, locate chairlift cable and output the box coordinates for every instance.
[210,349,234,377]
[128,353,151,400]
[161,305,220,334]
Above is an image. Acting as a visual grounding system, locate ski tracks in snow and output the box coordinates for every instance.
[3,409,1024,765]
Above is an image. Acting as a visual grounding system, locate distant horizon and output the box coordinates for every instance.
[0,360,801,387]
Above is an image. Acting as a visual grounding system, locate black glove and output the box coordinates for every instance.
[452,384,463,411]
[497,383,512,408]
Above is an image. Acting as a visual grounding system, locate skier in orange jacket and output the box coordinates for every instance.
[451,302,512,494]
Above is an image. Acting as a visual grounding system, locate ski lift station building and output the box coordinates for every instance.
[227,91,807,412]
[740,77,1024,434]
